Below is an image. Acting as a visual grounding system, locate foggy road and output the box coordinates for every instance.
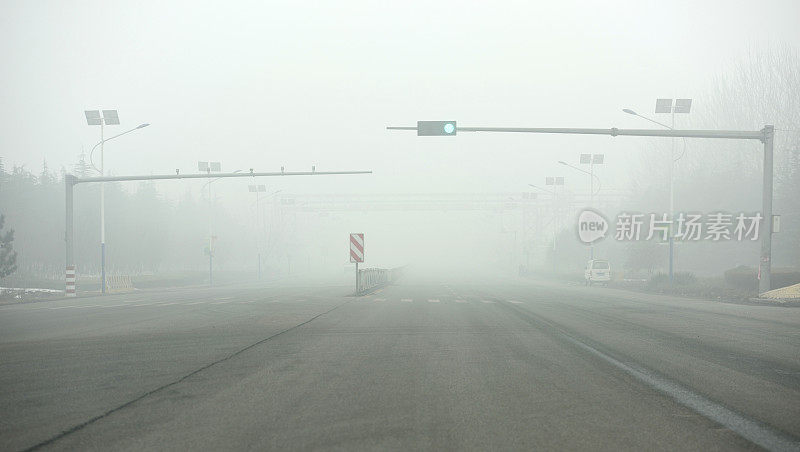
[1,278,799,451]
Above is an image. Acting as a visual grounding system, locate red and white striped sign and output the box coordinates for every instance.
[349,233,364,263]
[65,265,76,297]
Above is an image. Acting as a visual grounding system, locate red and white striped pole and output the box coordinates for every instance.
[350,233,364,294]
[65,265,76,297]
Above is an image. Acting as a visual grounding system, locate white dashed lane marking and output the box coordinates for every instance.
[481,300,496,304]
[428,299,440,303]
[508,300,524,304]
[401,299,412,302]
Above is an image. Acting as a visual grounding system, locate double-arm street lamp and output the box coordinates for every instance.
[84,109,149,293]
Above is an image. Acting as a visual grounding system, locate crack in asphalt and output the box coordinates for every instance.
[21,301,350,452]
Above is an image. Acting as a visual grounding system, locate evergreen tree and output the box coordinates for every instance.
[0,214,18,279]
[73,152,92,178]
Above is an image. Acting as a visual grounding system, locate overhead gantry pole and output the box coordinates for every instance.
[388,123,773,294]
[64,169,372,297]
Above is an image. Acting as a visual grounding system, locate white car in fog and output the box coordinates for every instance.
[584,259,611,285]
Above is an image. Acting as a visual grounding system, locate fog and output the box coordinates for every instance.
[1,0,799,287]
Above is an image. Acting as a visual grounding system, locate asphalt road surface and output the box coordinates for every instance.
[1,275,799,451]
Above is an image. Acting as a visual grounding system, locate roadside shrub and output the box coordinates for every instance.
[647,271,696,290]
[724,266,800,290]
[774,269,800,289]
[724,266,757,290]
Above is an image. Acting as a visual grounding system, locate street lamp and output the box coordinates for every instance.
[199,161,222,286]
[528,184,554,195]
[542,177,565,271]
[248,184,267,279]
[623,98,692,285]
[251,188,282,273]
[84,109,149,294]
[560,155,603,258]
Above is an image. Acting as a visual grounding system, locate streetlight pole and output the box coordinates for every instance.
[561,156,603,258]
[84,110,148,294]
[624,99,691,286]
[100,120,105,292]
[208,174,213,286]
[249,184,267,279]
[198,162,227,286]
[538,177,565,272]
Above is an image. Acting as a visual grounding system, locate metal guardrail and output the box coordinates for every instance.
[356,266,404,295]
[106,275,134,293]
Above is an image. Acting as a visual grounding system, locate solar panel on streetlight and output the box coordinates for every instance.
[580,154,591,164]
[210,162,221,172]
[198,161,209,172]
[102,110,120,125]
[546,177,555,186]
[85,110,101,126]
[248,185,258,192]
[555,177,565,185]
[674,98,692,114]
[258,184,266,192]
[655,98,673,114]
[592,154,604,164]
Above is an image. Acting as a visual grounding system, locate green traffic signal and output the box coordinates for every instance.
[417,121,457,136]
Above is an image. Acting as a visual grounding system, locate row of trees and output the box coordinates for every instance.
[622,46,800,275]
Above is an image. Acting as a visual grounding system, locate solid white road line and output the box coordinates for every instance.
[562,330,800,451]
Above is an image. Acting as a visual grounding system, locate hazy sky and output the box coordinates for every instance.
[2,0,799,198]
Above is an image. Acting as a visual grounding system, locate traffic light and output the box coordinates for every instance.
[417,121,457,136]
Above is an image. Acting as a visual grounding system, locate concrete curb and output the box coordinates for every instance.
[748,297,800,307]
